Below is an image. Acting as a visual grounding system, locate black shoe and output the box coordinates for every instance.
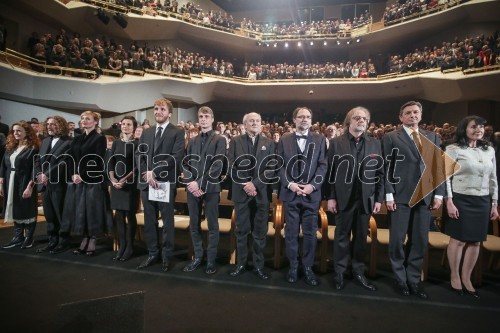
[37,239,58,253]
[162,258,171,272]
[397,282,410,296]
[253,268,270,280]
[409,283,428,299]
[450,284,464,296]
[205,262,217,275]
[136,255,158,269]
[334,273,345,290]
[229,265,246,277]
[353,273,377,291]
[183,258,203,272]
[20,237,34,249]
[50,240,70,254]
[464,288,480,299]
[287,268,298,283]
[303,267,318,286]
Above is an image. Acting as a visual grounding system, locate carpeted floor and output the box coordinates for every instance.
[0,221,499,333]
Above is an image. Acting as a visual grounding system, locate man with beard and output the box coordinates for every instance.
[327,107,384,291]
[278,107,327,286]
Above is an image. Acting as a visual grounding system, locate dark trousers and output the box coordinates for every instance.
[284,197,320,269]
[41,188,66,237]
[187,192,219,263]
[234,198,269,269]
[388,202,431,284]
[141,189,175,259]
[334,199,370,275]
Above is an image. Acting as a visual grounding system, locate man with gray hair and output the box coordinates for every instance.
[327,107,384,291]
[227,112,277,280]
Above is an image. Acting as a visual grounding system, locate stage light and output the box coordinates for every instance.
[347,40,351,45]
[336,40,340,45]
[310,41,314,46]
[323,41,327,46]
[96,9,110,25]
[273,43,277,48]
[298,41,302,47]
[356,38,361,43]
[285,42,289,48]
[113,13,128,28]
[257,41,262,46]
[265,43,269,47]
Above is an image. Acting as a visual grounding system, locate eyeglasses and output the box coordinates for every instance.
[352,116,368,122]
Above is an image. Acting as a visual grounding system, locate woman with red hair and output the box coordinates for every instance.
[0,121,40,249]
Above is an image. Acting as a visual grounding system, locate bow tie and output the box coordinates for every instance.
[295,134,307,140]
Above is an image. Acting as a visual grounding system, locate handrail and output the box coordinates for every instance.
[384,0,464,26]
[144,68,192,80]
[463,64,500,74]
[102,68,123,77]
[5,48,46,64]
[125,68,145,76]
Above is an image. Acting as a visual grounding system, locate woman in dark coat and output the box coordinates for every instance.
[62,111,112,256]
[108,116,139,261]
[0,121,40,249]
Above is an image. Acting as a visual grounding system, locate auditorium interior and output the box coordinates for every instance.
[0,0,499,332]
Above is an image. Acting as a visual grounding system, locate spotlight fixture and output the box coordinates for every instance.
[347,40,351,45]
[285,42,289,48]
[356,38,361,43]
[298,41,302,47]
[257,41,262,46]
[323,41,327,46]
[310,41,314,46]
[113,13,128,28]
[96,9,110,25]
[265,43,269,47]
[336,40,340,45]
[273,43,277,48]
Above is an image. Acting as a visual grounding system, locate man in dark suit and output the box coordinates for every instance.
[182,106,226,274]
[382,101,444,299]
[227,112,276,280]
[136,98,185,271]
[327,107,384,291]
[34,116,72,253]
[278,107,327,286]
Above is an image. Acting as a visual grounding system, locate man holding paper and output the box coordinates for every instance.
[136,98,185,271]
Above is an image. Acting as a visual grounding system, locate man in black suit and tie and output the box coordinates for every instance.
[136,98,185,271]
[382,101,444,299]
[182,106,226,274]
[227,112,276,280]
[34,116,72,253]
[327,107,384,291]
[278,107,327,286]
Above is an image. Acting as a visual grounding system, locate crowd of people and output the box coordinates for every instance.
[387,32,500,74]
[383,0,454,26]
[1,100,498,298]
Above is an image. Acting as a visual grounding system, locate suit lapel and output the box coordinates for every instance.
[200,132,215,157]
[397,128,420,159]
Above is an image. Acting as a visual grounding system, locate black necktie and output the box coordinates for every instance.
[154,126,163,151]
[295,134,307,140]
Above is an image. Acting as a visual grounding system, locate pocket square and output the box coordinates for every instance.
[261,146,266,150]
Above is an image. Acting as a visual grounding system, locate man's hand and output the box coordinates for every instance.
[243,182,257,196]
[142,171,158,189]
[373,202,382,214]
[327,199,337,214]
[298,184,314,196]
[36,173,49,186]
[187,181,200,194]
[72,174,82,184]
[431,198,442,210]
[386,200,396,211]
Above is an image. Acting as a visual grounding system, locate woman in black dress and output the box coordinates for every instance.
[444,116,498,298]
[108,116,139,261]
[0,121,40,249]
[62,111,112,256]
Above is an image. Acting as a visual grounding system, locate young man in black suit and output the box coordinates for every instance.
[136,98,185,271]
[227,112,277,280]
[278,107,327,286]
[182,106,226,274]
[382,101,444,299]
[34,116,72,253]
[327,107,384,291]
